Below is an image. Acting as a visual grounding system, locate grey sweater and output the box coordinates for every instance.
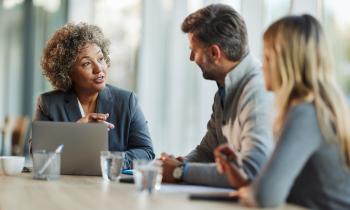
[253,103,350,210]
[183,54,274,188]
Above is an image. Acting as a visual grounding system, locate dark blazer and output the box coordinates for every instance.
[35,84,155,168]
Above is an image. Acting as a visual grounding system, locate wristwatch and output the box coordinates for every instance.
[172,164,184,182]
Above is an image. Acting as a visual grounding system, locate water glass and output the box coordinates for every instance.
[133,159,163,194]
[100,151,125,181]
[33,150,60,180]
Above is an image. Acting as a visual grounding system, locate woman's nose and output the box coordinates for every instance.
[93,62,103,74]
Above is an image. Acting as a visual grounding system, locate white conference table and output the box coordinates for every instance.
[0,174,307,210]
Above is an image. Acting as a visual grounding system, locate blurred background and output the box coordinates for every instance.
[0,0,349,157]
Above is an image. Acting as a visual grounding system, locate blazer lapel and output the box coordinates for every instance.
[96,86,113,115]
[63,89,82,122]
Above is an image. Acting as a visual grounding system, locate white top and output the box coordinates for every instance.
[77,97,85,117]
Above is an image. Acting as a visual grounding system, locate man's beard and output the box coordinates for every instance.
[201,66,217,81]
[199,56,217,81]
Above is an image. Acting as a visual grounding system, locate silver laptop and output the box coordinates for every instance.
[32,121,108,176]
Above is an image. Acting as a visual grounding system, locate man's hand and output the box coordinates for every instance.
[77,113,115,130]
[159,153,183,183]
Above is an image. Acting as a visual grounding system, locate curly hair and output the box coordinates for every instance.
[41,22,111,90]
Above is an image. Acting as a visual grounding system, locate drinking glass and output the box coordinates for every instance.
[33,150,60,180]
[100,151,125,181]
[133,159,163,194]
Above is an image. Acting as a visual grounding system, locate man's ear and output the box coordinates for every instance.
[209,44,222,62]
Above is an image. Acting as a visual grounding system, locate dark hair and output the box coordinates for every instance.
[181,4,248,61]
[41,22,111,91]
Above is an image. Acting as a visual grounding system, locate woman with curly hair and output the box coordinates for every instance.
[214,15,350,209]
[35,22,155,168]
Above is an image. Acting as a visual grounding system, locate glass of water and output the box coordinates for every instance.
[100,151,125,181]
[133,159,163,194]
[33,150,61,180]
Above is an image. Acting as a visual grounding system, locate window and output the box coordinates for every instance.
[94,0,142,90]
[323,0,350,96]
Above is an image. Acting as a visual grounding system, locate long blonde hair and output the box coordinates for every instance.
[264,14,350,167]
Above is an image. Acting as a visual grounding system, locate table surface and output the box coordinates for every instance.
[0,174,308,210]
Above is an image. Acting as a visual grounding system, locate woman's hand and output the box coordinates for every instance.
[229,185,257,207]
[214,144,249,188]
[77,113,115,130]
[214,144,257,206]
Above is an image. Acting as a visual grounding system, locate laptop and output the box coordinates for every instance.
[32,121,108,176]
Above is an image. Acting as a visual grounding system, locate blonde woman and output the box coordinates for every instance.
[214,14,350,209]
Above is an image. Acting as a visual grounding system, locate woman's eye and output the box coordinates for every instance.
[98,57,105,62]
[82,62,90,67]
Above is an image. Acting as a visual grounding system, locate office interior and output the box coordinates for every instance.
[0,0,349,158]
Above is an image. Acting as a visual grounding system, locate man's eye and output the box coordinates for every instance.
[98,57,105,62]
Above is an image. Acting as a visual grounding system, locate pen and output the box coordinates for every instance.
[37,144,64,175]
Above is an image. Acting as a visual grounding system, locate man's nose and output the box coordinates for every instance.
[190,52,194,61]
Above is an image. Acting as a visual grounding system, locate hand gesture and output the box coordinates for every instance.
[77,113,115,130]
